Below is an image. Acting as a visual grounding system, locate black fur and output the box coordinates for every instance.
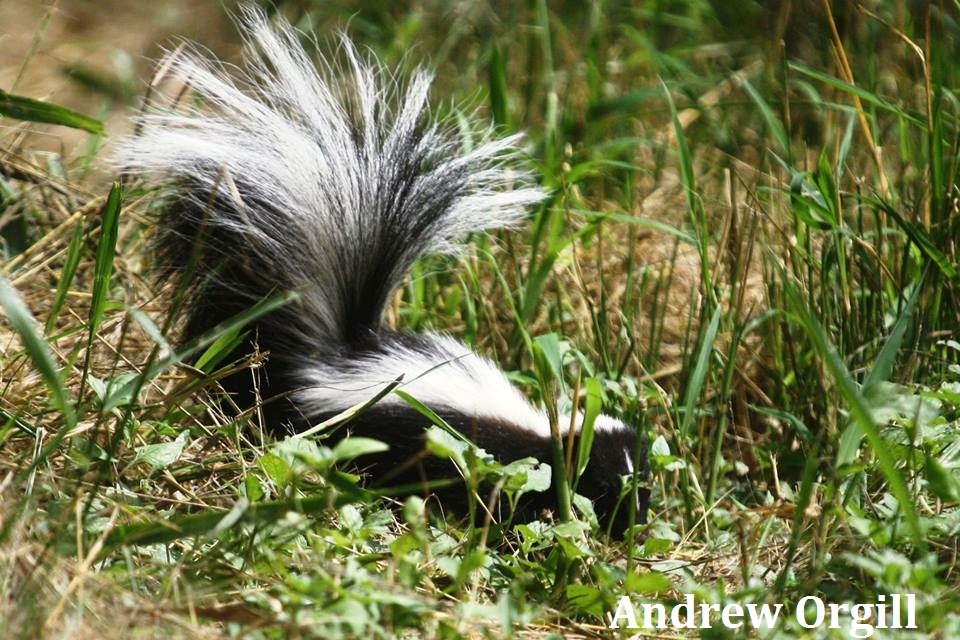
[117,8,650,538]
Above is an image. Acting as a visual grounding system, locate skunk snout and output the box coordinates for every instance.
[576,424,650,539]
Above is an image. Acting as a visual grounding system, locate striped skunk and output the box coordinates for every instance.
[116,8,649,538]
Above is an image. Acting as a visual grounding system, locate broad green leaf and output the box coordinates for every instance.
[134,431,189,470]
[331,437,389,462]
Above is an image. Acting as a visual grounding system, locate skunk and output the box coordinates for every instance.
[116,8,649,537]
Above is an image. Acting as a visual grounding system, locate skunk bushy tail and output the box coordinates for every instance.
[116,8,648,536]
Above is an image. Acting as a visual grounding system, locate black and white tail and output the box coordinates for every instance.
[116,7,648,536]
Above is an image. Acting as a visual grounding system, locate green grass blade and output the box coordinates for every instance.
[838,273,924,468]
[296,376,403,439]
[788,62,926,129]
[784,282,927,551]
[678,304,721,439]
[192,326,245,373]
[872,197,958,283]
[0,278,80,546]
[0,278,75,427]
[488,43,510,129]
[0,88,105,134]
[44,219,85,334]
[661,77,712,298]
[573,208,696,245]
[394,389,472,445]
[574,377,603,483]
[660,78,696,219]
[88,182,122,336]
[78,182,122,402]
[102,491,366,550]
[863,274,924,391]
[142,291,299,382]
[740,76,789,154]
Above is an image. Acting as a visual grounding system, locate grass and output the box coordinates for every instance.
[2,0,960,637]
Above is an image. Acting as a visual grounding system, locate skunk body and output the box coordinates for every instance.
[117,10,648,536]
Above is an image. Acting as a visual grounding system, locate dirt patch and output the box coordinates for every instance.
[1,0,236,154]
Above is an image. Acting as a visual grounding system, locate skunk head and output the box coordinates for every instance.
[575,416,649,538]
